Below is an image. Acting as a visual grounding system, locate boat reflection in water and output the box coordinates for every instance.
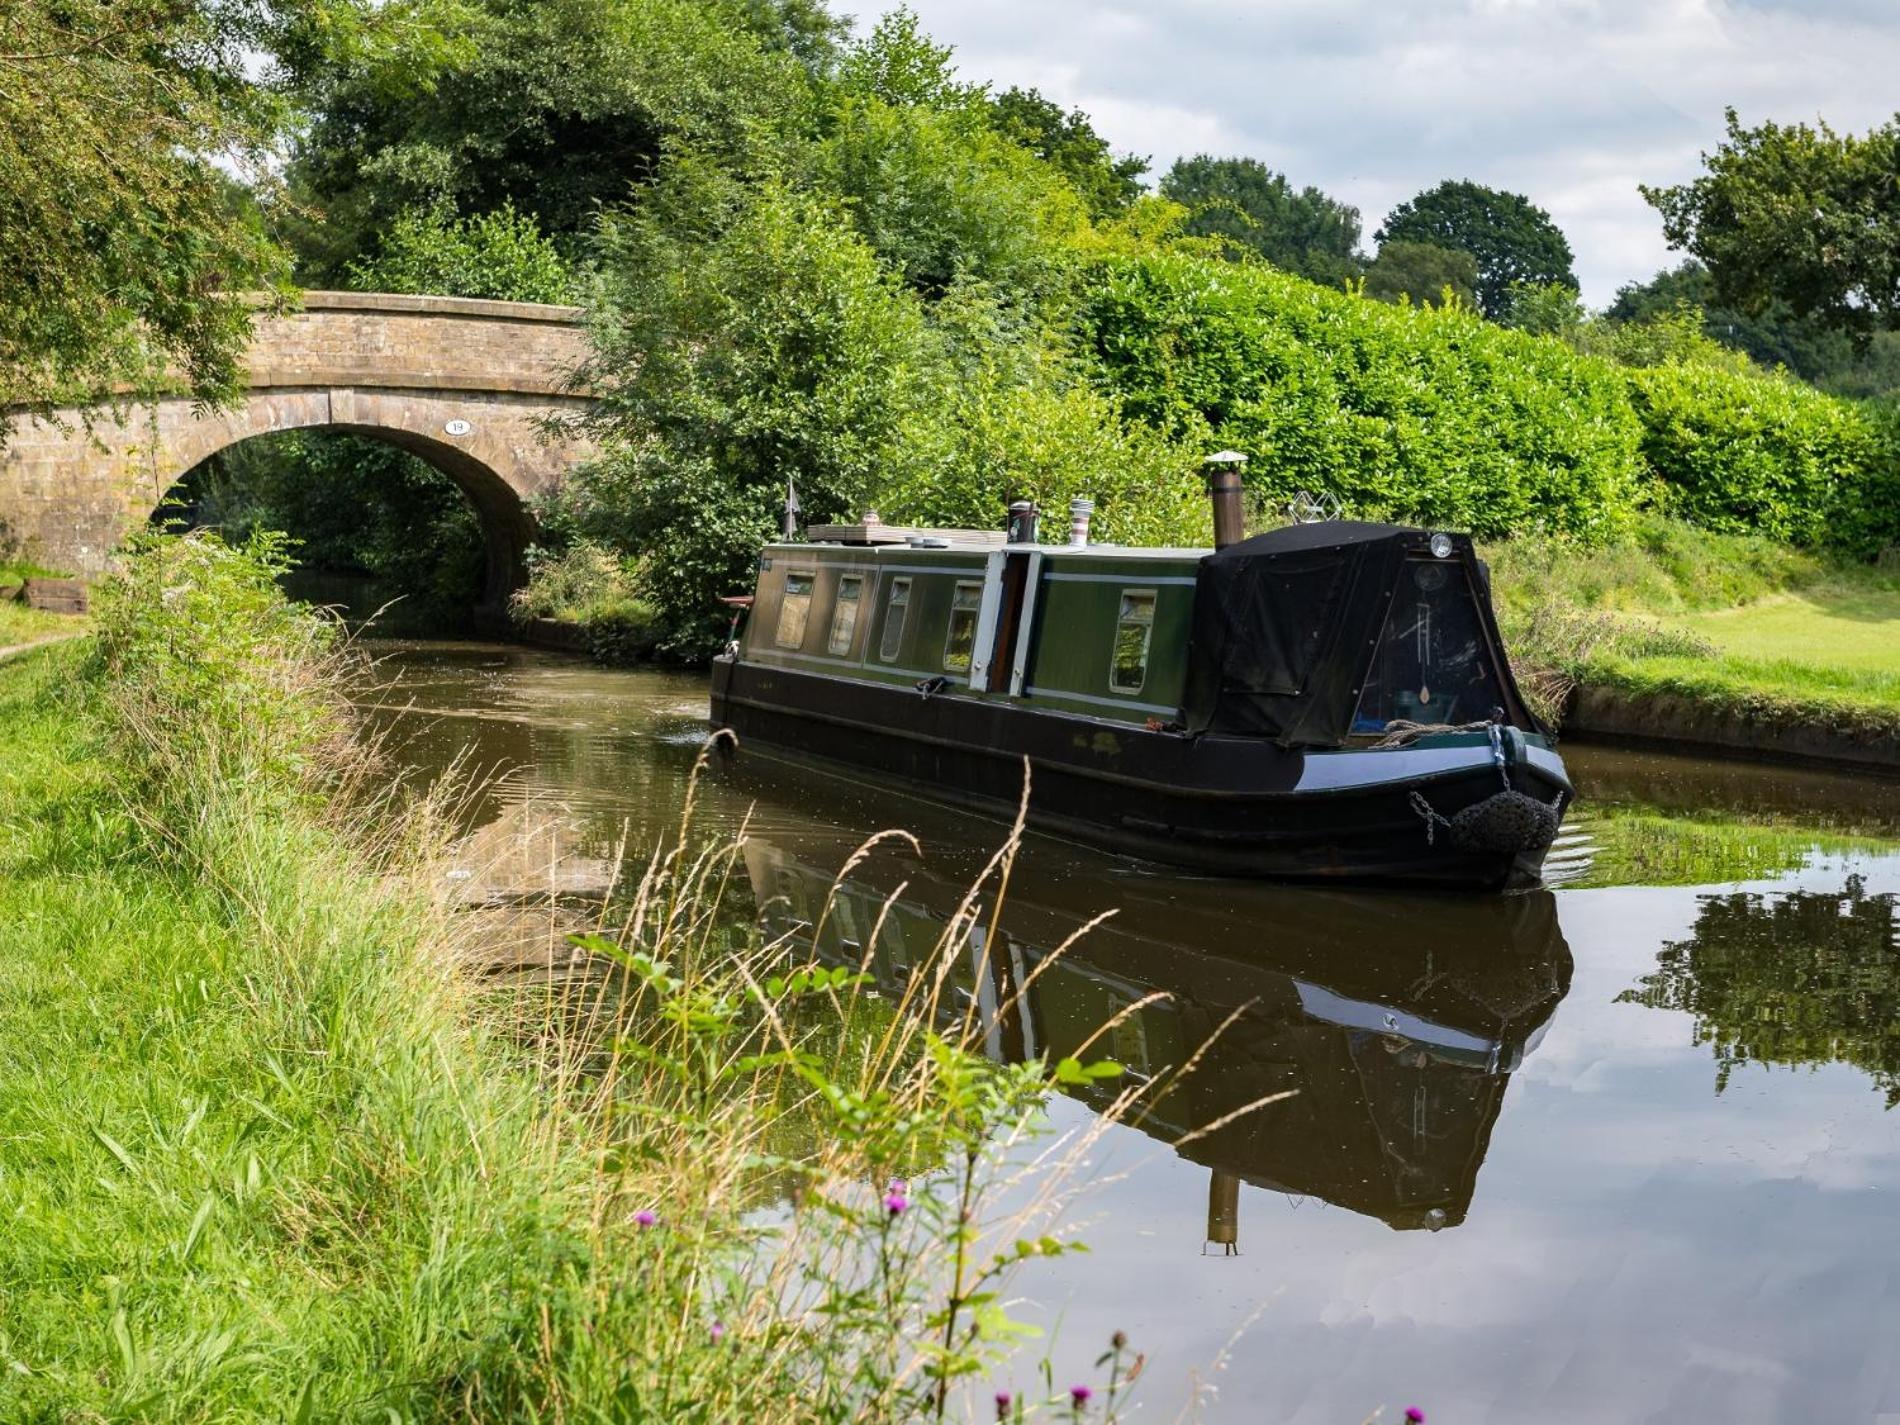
[744,836,1574,1239]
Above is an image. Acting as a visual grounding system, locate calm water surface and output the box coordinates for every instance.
[366,642,1900,1425]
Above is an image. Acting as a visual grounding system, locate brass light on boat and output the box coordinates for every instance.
[1203,450,1249,550]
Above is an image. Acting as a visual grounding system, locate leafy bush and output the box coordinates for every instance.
[347,202,576,305]
[561,171,943,654]
[89,530,353,821]
[1074,250,1647,539]
[1626,358,1895,548]
[511,542,661,663]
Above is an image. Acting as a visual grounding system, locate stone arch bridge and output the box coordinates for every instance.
[0,291,596,607]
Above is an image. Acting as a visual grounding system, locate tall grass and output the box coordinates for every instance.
[0,531,1261,1420]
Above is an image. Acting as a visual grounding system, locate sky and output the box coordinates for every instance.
[833,0,1900,306]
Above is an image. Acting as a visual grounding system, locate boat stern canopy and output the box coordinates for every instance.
[1181,521,1537,746]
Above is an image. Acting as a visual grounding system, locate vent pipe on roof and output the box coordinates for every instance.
[1007,500,1040,545]
[1203,451,1249,550]
[1067,496,1094,547]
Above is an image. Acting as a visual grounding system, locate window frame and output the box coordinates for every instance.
[827,573,865,656]
[877,577,913,663]
[1108,587,1158,695]
[775,570,817,650]
[941,580,984,674]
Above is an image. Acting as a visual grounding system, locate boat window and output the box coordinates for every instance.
[878,578,912,662]
[1351,559,1510,732]
[828,574,864,655]
[942,581,982,673]
[1110,590,1156,693]
[775,572,814,649]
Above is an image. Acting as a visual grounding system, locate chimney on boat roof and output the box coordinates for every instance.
[1007,500,1040,545]
[1067,496,1094,547]
[1203,451,1249,550]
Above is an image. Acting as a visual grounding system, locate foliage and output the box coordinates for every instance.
[562,172,939,654]
[1159,156,1362,286]
[89,530,352,818]
[511,542,662,663]
[0,550,1154,1418]
[161,431,488,630]
[1643,108,1900,341]
[1501,282,1587,337]
[990,87,1149,220]
[1608,261,1900,399]
[1620,882,1900,1106]
[1624,358,1895,549]
[283,0,817,280]
[813,90,1089,303]
[1074,249,1646,539]
[347,202,576,303]
[0,0,296,409]
[882,336,1210,548]
[1377,179,1577,320]
[1360,241,1478,310]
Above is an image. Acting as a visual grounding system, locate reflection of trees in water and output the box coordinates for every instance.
[1619,876,1900,1106]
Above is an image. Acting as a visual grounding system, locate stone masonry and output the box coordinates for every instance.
[0,292,597,605]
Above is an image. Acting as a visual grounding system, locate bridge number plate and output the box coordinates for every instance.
[444,419,473,436]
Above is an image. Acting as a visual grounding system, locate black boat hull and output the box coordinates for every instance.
[711,658,1571,891]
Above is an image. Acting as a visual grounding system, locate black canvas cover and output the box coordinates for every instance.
[1182,521,1533,746]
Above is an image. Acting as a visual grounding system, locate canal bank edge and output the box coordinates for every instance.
[1565,681,1900,772]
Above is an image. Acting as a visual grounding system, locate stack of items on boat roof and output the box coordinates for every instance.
[710,454,1572,891]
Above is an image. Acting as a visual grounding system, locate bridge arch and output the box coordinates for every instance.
[0,292,596,609]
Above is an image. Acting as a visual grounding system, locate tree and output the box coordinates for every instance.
[558,172,942,653]
[989,87,1148,219]
[0,0,300,411]
[1159,156,1362,285]
[1377,180,1576,320]
[1643,109,1900,341]
[282,0,817,281]
[1360,241,1479,310]
[1610,261,1900,400]
[1500,282,1586,337]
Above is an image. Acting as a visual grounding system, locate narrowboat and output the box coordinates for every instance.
[709,467,1573,890]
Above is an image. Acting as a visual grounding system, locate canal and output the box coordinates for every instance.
[366,641,1900,1425]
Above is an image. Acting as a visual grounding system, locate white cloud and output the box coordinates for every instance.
[835,0,1900,303]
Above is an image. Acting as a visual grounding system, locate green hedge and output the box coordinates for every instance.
[1627,360,1898,551]
[1074,251,1647,539]
[1073,249,1900,555]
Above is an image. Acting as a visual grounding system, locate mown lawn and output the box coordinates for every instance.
[1488,518,1900,728]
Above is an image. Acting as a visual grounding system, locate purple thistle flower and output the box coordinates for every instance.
[709,1320,726,1344]
[884,1191,909,1216]
[890,1177,907,1193]
[634,1209,657,1229]
[1070,1383,1093,1406]
[994,1390,1012,1420]
[1405,1410,1425,1423]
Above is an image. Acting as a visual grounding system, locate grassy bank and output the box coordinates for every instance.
[1487,516,1900,743]
[0,533,1148,1421]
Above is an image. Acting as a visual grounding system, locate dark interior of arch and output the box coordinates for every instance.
[158,427,532,631]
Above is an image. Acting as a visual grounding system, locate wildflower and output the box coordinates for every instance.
[890,1177,908,1194]
[1111,1329,1127,1351]
[1070,1384,1093,1407]
[709,1320,726,1344]
[1405,1410,1425,1423]
[634,1210,657,1229]
[994,1390,1012,1420]
[884,1190,909,1216]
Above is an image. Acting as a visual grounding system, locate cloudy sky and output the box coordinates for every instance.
[833,0,1900,305]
